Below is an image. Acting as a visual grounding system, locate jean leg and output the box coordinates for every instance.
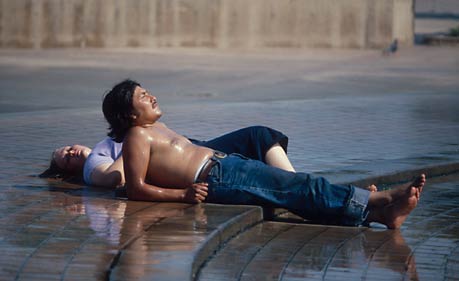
[205,154,370,226]
[195,126,288,162]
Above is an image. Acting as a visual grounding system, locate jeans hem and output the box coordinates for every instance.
[342,185,371,226]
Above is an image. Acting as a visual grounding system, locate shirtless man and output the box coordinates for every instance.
[103,79,425,228]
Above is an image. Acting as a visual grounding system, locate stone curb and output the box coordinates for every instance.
[344,162,459,188]
[191,205,263,280]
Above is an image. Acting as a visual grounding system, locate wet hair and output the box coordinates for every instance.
[39,153,64,179]
[39,152,82,183]
[103,79,140,143]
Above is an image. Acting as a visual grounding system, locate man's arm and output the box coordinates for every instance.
[123,127,207,203]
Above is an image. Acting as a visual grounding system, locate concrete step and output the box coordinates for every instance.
[108,203,263,281]
[197,173,459,281]
[0,186,262,281]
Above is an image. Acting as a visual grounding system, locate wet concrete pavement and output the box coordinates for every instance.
[198,173,459,281]
[0,46,458,280]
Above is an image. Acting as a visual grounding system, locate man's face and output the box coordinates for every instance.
[131,86,162,125]
[53,144,91,173]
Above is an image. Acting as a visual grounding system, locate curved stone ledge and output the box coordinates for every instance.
[191,205,263,280]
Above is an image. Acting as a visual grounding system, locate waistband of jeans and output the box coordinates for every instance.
[195,151,227,182]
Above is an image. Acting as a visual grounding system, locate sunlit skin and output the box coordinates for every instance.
[123,85,426,228]
[366,175,426,229]
[53,144,91,173]
[123,86,212,202]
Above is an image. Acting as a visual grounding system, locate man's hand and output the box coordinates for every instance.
[183,182,208,203]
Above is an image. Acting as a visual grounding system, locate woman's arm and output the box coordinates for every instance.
[90,155,125,188]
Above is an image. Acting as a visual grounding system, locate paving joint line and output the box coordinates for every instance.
[192,206,263,281]
[277,227,330,280]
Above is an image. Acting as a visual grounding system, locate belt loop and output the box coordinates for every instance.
[195,151,226,183]
[214,151,227,159]
[210,158,222,183]
[218,160,222,181]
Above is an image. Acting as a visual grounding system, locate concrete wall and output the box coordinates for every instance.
[415,0,459,16]
[0,0,414,49]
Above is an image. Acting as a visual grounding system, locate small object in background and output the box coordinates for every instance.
[382,39,398,56]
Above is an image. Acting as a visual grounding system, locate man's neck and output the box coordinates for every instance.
[134,120,159,128]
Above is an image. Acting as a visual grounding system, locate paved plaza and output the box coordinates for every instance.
[0,46,458,280]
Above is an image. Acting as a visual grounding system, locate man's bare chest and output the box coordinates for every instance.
[148,125,191,150]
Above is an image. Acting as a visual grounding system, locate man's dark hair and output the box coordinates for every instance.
[103,79,140,142]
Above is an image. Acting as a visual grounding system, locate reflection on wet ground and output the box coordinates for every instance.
[199,173,459,280]
[0,177,260,280]
[200,225,419,280]
[0,174,458,280]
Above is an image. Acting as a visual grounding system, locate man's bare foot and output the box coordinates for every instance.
[368,186,418,229]
[367,174,426,208]
[366,184,377,192]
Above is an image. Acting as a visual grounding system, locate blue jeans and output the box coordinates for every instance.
[204,154,370,226]
[191,126,288,162]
